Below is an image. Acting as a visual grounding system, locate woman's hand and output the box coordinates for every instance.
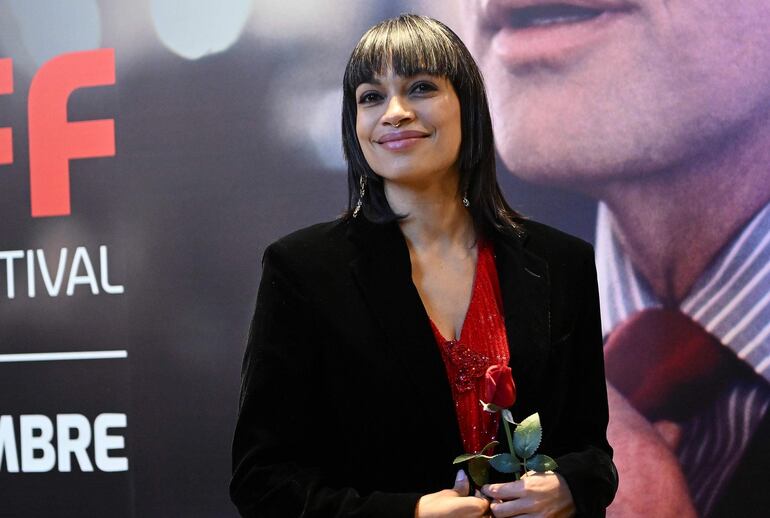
[415,469,490,518]
[480,472,575,518]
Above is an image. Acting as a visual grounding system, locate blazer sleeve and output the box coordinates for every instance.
[552,247,618,517]
[229,242,422,518]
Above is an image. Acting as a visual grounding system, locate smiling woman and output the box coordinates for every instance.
[230,13,617,518]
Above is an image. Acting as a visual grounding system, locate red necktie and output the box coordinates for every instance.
[604,308,740,421]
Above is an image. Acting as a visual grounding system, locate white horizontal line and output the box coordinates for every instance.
[0,350,128,363]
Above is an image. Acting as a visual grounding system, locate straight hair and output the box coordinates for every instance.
[341,14,522,237]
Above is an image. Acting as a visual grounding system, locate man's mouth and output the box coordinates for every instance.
[506,4,604,29]
[478,0,636,66]
[481,1,634,33]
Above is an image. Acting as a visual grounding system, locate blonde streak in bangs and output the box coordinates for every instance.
[386,17,423,77]
[413,23,453,79]
[352,29,388,91]
[367,25,395,79]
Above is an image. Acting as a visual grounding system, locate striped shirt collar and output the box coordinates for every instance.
[595,201,770,382]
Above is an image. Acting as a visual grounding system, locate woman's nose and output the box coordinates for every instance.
[381,95,414,127]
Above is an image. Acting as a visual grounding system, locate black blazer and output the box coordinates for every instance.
[230,216,617,517]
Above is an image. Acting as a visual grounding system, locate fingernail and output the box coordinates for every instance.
[456,469,466,481]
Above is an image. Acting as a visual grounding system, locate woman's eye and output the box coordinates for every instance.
[412,82,437,94]
[358,92,381,104]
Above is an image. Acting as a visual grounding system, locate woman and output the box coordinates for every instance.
[230,14,617,518]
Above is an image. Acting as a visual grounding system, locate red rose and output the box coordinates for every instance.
[483,365,516,409]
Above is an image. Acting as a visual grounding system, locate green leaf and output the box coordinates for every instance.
[469,456,490,486]
[453,453,479,464]
[488,453,518,474]
[501,409,516,425]
[479,440,499,455]
[513,412,542,460]
[453,441,499,464]
[528,454,558,472]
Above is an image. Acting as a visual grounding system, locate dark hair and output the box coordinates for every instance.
[341,14,522,237]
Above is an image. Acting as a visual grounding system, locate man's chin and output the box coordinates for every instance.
[497,144,663,196]
[500,155,616,194]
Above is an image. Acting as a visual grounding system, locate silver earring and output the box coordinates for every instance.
[353,175,366,218]
[462,192,470,208]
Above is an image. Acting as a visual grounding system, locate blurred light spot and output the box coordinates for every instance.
[308,89,346,171]
[270,78,345,172]
[249,0,364,44]
[6,0,101,68]
[150,0,252,60]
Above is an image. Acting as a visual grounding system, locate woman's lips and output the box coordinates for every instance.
[480,1,636,66]
[376,131,430,151]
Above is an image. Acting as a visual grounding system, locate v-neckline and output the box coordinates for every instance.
[426,240,485,343]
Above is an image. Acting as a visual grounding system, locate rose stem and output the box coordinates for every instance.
[502,417,519,480]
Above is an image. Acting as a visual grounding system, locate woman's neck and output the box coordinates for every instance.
[385,176,476,253]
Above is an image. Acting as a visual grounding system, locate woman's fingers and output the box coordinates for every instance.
[415,487,489,517]
[480,473,575,518]
[452,469,471,496]
[488,497,531,517]
[481,480,526,500]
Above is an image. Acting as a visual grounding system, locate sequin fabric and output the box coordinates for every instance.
[428,239,511,455]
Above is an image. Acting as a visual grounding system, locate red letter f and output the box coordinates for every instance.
[28,49,116,217]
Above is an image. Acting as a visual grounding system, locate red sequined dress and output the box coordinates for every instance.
[428,239,510,454]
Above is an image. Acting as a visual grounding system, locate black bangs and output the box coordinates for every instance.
[343,15,464,95]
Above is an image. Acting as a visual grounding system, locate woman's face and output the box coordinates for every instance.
[355,69,462,189]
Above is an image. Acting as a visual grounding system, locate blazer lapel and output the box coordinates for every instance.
[493,231,551,416]
[346,218,463,454]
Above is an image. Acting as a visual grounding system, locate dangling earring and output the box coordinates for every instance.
[462,191,470,208]
[353,175,366,218]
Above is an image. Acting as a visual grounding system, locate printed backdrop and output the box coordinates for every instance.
[1,1,767,517]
